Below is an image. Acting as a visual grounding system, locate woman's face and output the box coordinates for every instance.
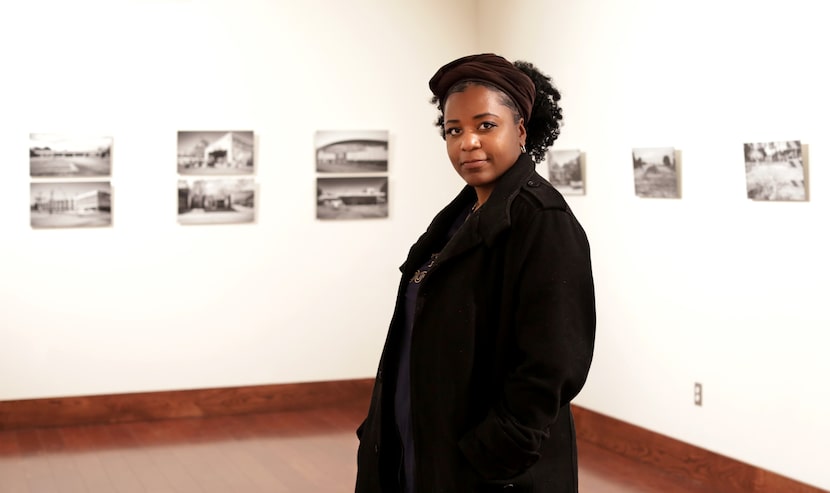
[442,84,526,200]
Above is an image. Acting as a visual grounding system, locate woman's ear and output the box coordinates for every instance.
[517,118,527,147]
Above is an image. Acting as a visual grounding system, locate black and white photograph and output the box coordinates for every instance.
[547,149,584,195]
[30,134,112,177]
[177,131,255,175]
[315,130,389,173]
[317,177,388,220]
[177,178,256,225]
[632,147,679,198]
[30,181,112,228]
[744,140,806,201]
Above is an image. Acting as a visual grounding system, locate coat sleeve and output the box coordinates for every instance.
[458,206,596,480]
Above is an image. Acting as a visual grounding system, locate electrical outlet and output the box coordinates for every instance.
[694,382,703,406]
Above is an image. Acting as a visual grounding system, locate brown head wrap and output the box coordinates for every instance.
[428,53,536,123]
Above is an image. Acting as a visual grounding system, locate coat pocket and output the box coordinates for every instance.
[465,463,533,492]
[479,469,533,492]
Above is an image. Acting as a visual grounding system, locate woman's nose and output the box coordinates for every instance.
[460,132,480,151]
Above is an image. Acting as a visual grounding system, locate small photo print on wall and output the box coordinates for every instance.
[744,140,806,201]
[177,178,256,225]
[547,149,584,195]
[632,147,679,198]
[315,130,389,173]
[30,181,112,228]
[317,176,388,220]
[177,131,255,175]
[30,133,112,177]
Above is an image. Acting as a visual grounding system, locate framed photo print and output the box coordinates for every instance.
[177,178,256,225]
[632,147,679,198]
[177,131,255,175]
[744,140,806,201]
[317,176,388,220]
[31,181,112,228]
[547,149,584,195]
[30,134,112,178]
[315,130,389,174]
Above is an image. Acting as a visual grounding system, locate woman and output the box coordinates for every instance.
[355,53,596,493]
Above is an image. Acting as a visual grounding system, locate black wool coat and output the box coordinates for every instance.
[355,154,596,493]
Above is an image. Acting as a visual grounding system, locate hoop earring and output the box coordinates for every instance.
[520,144,527,153]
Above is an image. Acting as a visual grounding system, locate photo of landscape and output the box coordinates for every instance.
[744,140,806,201]
[632,147,679,198]
[30,134,112,177]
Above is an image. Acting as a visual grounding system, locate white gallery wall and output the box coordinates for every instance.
[0,0,478,396]
[478,0,829,490]
[1,0,828,490]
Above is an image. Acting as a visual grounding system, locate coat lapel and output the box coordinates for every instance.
[475,153,537,245]
[398,186,477,276]
[400,154,538,273]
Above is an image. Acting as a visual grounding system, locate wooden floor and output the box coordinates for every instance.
[0,402,712,493]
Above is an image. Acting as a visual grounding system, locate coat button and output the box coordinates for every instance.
[526,180,539,187]
[503,484,515,489]
[374,443,379,453]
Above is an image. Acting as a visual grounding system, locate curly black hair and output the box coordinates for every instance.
[430,60,563,164]
[514,60,563,163]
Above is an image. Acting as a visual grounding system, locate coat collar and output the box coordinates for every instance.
[401,153,537,274]
[472,152,537,245]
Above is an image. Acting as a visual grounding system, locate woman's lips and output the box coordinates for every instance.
[461,159,487,169]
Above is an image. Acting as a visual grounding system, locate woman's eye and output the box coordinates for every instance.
[445,128,461,136]
[480,122,496,130]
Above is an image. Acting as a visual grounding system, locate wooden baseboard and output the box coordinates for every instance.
[572,406,826,493]
[0,378,375,431]
[1,381,824,493]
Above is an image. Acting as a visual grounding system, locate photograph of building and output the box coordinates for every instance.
[178,178,256,225]
[30,182,112,228]
[315,130,388,173]
[177,131,255,175]
[547,149,585,195]
[317,177,388,220]
[744,140,806,201]
[29,134,112,177]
